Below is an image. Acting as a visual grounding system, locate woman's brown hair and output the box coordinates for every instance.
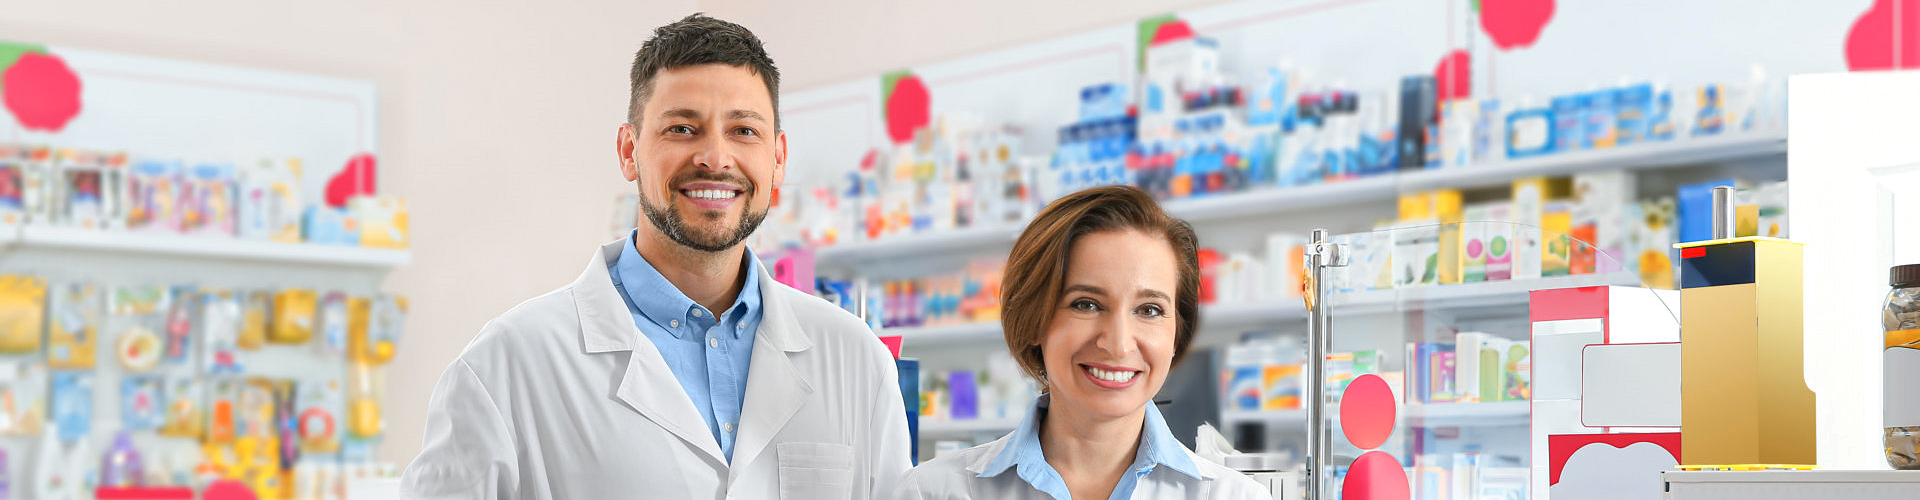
[999,185,1201,389]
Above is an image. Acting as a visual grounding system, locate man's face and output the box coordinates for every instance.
[619,63,785,253]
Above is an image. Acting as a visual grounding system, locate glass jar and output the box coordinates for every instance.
[1882,263,1920,470]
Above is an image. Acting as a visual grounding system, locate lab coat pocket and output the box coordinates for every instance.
[777,441,855,499]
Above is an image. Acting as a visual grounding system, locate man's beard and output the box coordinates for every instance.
[638,185,767,253]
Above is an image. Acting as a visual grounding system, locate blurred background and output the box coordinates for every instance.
[0,0,1913,498]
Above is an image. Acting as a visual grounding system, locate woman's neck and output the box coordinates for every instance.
[1039,399,1146,498]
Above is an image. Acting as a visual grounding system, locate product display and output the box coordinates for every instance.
[2,145,407,251]
[0,275,45,353]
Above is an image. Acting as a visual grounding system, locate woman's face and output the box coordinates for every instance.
[1039,229,1182,422]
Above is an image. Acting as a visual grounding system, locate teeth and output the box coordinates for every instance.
[684,189,738,200]
[1084,365,1138,383]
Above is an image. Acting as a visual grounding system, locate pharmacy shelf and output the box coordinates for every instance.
[1221,400,1530,429]
[887,321,1004,346]
[1160,174,1399,222]
[811,132,1785,266]
[813,223,1024,265]
[2,224,412,268]
[890,273,1647,347]
[919,417,1022,437]
[1327,272,1648,315]
[1396,131,1787,192]
[887,300,1308,347]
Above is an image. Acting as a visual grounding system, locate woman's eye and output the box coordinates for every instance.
[1137,304,1166,318]
[1069,299,1101,313]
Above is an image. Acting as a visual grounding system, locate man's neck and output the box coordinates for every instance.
[632,231,747,315]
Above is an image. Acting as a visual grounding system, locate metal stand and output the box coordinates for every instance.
[1303,228,1348,500]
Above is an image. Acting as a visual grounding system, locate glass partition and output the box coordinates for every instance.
[1221,222,1682,500]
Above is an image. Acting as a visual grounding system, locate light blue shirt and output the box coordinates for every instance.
[607,230,763,462]
[977,395,1202,500]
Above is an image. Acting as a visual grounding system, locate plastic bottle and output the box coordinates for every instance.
[100,431,143,488]
[1882,263,1920,470]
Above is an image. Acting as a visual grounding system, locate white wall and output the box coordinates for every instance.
[0,0,695,464]
[2,0,1249,468]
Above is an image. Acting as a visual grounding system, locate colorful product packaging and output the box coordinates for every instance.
[121,376,166,431]
[127,159,182,233]
[0,275,45,353]
[48,282,103,369]
[183,162,238,236]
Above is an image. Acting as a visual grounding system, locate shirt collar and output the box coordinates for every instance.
[977,394,1202,483]
[609,230,763,339]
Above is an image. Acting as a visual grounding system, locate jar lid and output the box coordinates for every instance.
[1894,264,1920,288]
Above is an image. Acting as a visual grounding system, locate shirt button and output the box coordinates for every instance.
[708,337,719,348]
[723,421,735,433]
[693,309,705,318]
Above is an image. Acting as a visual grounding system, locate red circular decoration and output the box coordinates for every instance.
[1342,451,1411,500]
[1340,373,1397,450]
[1150,20,1196,46]
[1846,0,1920,71]
[1479,0,1556,51]
[324,153,378,208]
[1433,50,1472,102]
[3,52,83,132]
[884,75,930,145]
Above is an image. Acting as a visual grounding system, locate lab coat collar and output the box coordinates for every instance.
[578,238,810,353]
[970,395,1205,483]
[608,231,764,340]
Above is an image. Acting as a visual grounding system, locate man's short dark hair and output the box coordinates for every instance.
[629,13,780,129]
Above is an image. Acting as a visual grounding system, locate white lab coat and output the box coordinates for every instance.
[890,433,1272,500]
[401,239,912,500]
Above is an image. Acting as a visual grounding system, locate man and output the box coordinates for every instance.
[401,14,911,500]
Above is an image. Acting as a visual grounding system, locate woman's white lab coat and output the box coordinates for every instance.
[890,417,1272,499]
[400,239,912,499]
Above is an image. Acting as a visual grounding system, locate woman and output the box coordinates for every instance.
[893,186,1269,499]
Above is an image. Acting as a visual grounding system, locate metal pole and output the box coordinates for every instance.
[1712,185,1736,240]
[1303,228,1348,500]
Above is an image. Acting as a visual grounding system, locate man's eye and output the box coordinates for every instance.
[735,127,758,137]
[667,125,694,135]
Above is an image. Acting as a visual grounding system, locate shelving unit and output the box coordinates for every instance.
[882,272,1652,344]
[813,131,1786,267]
[0,224,411,268]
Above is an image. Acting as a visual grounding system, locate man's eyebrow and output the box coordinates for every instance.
[658,108,702,121]
[727,109,768,123]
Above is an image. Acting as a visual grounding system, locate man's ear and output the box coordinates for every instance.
[617,123,640,182]
[772,129,787,188]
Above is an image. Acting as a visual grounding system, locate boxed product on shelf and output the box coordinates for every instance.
[1454,331,1496,403]
[239,158,304,243]
[1541,200,1573,277]
[1573,171,1633,273]
[1388,218,1441,288]
[1264,233,1306,301]
[55,149,128,231]
[0,145,28,225]
[181,162,237,236]
[1406,342,1457,404]
[128,159,183,233]
[350,196,410,249]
